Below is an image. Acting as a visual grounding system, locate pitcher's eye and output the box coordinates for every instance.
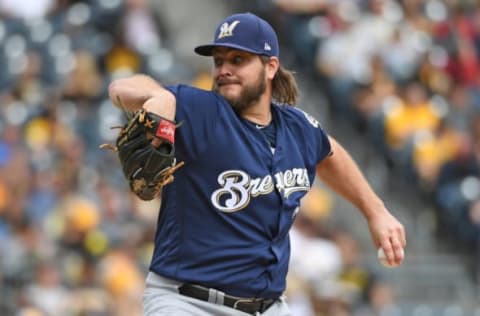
[232,56,244,65]
[214,58,223,67]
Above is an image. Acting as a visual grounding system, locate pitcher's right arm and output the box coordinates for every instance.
[108,74,176,122]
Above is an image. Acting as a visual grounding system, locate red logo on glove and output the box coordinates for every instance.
[156,120,175,143]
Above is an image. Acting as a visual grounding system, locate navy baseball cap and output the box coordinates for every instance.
[194,13,279,58]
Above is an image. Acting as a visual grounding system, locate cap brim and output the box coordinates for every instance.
[194,43,262,56]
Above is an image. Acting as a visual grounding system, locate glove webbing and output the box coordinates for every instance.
[100,109,180,151]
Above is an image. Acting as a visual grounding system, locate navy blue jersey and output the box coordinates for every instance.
[149,84,331,299]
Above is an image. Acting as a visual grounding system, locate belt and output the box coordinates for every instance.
[179,283,276,315]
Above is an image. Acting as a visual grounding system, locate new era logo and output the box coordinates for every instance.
[264,42,271,51]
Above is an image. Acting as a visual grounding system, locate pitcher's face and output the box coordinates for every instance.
[212,48,267,112]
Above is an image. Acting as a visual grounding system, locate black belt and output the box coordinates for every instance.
[179,283,276,315]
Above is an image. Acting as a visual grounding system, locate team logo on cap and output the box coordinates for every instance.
[218,20,240,39]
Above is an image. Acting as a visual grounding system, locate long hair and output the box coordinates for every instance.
[261,56,298,106]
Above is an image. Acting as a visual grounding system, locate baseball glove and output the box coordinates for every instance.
[101,108,184,200]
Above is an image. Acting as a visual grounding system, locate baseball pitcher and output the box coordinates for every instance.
[106,12,406,316]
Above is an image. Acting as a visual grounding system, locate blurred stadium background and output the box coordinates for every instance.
[0,0,479,315]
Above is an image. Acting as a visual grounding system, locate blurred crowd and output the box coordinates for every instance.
[0,0,192,315]
[0,0,479,315]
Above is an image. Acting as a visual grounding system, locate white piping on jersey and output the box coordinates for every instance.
[211,168,310,213]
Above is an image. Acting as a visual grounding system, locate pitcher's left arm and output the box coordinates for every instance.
[316,136,406,267]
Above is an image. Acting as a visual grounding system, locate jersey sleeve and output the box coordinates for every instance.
[293,107,331,165]
[312,120,331,165]
[314,123,331,164]
[165,84,220,161]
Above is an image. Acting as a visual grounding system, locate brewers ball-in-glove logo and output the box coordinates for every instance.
[217,20,240,39]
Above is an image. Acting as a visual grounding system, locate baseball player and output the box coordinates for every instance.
[108,12,406,316]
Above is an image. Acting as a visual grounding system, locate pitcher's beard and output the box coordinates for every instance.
[214,73,267,113]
